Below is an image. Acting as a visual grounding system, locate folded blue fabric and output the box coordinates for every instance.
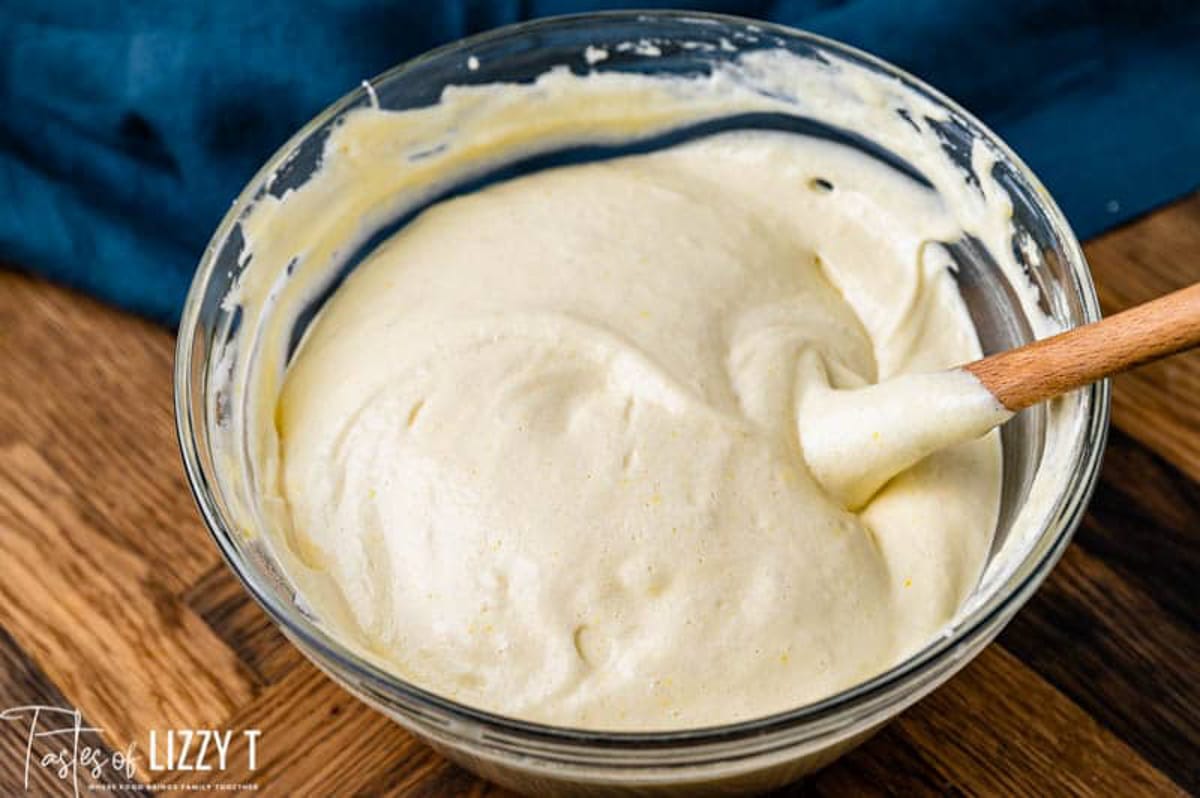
[2,2,1197,324]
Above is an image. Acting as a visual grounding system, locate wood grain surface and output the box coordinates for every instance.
[1,194,1198,796]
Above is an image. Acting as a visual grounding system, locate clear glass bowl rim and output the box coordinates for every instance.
[174,9,1109,751]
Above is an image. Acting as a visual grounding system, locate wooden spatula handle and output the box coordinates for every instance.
[965,282,1200,412]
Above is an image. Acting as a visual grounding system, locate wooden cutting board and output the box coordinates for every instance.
[1,195,1197,796]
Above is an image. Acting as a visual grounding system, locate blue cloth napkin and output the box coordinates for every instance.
[2,1,1198,324]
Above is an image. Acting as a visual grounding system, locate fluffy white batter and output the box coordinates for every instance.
[275,130,1005,729]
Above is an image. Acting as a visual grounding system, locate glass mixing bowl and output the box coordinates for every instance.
[175,11,1108,796]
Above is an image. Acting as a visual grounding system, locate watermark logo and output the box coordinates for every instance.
[1,705,261,794]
